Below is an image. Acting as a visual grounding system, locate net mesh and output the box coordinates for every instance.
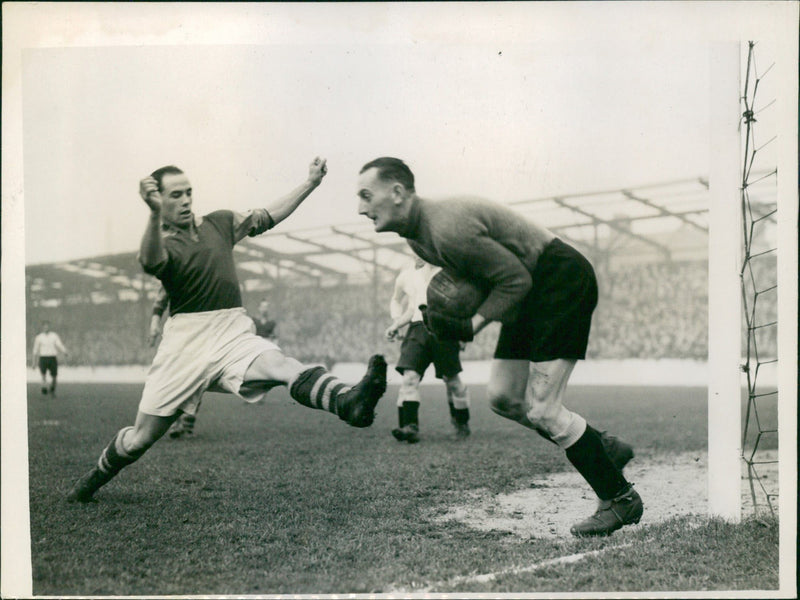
[739,41,778,518]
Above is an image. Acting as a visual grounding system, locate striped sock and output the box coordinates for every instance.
[289,366,352,414]
[98,427,147,476]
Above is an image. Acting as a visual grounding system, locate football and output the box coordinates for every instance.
[426,270,489,318]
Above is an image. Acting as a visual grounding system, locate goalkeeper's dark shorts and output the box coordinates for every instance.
[494,238,598,363]
[396,322,462,380]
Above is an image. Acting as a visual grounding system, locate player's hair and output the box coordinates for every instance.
[150,165,184,192]
[359,157,415,192]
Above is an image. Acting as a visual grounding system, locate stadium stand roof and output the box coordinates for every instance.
[26,175,777,306]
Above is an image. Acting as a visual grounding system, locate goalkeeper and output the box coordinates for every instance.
[356,156,642,537]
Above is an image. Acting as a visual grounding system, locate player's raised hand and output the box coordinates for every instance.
[139,177,161,212]
[308,157,328,186]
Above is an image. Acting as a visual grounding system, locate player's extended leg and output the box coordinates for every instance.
[487,359,632,471]
[39,359,48,395]
[67,411,177,503]
[522,359,643,537]
[442,374,470,439]
[392,370,421,443]
[243,349,387,428]
[49,360,58,396]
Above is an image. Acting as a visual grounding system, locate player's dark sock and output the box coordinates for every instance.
[533,425,633,471]
[397,405,407,428]
[452,407,469,426]
[566,424,630,501]
[404,401,419,427]
[289,366,351,413]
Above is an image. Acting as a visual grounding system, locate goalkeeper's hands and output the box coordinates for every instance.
[420,305,474,342]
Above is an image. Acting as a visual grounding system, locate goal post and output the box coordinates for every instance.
[707,41,742,521]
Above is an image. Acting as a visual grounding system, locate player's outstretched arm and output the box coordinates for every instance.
[138,176,168,271]
[264,157,328,227]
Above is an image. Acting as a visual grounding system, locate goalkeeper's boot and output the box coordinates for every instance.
[335,355,387,428]
[66,466,113,503]
[570,485,643,537]
[599,431,634,472]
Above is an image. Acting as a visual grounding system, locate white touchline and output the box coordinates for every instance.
[390,543,634,593]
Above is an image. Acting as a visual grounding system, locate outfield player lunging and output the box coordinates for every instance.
[357,157,640,537]
[67,158,387,503]
[31,321,69,397]
[385,255,471,443]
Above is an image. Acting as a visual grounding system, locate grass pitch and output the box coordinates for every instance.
[27,382,778,595]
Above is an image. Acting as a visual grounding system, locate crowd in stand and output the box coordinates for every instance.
[26,259,778,367]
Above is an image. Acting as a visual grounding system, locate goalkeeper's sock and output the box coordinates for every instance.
[565,424,630,501]
[288,366,352,414]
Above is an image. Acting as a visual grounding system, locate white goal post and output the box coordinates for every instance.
[707,41,742,521]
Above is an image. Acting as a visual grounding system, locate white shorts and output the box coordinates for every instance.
[139,307,280,416]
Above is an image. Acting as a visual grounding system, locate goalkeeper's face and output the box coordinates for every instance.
[160,173,194,229]
[357,168,406,233]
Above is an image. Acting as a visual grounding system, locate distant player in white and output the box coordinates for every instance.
[31,321,69,396]
[385,255,471,443]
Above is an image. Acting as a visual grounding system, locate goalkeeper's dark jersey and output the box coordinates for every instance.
[398,196,556,323]
[144,209,273,315]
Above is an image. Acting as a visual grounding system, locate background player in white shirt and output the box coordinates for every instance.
[385,256,471,443]
[31,321,69,396]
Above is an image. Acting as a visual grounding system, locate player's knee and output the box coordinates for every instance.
[401,370,421,389]
[124,426,161,454]
[487,388,527,422]
[443,376,465,397]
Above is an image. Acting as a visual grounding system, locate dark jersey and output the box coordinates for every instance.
[144,210,272,315]
[399,196,556,322]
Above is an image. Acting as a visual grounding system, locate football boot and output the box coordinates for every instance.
[391,424,420,444]
[335,355,387,428]
[66,466,113,503]
[570,485,643,537]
